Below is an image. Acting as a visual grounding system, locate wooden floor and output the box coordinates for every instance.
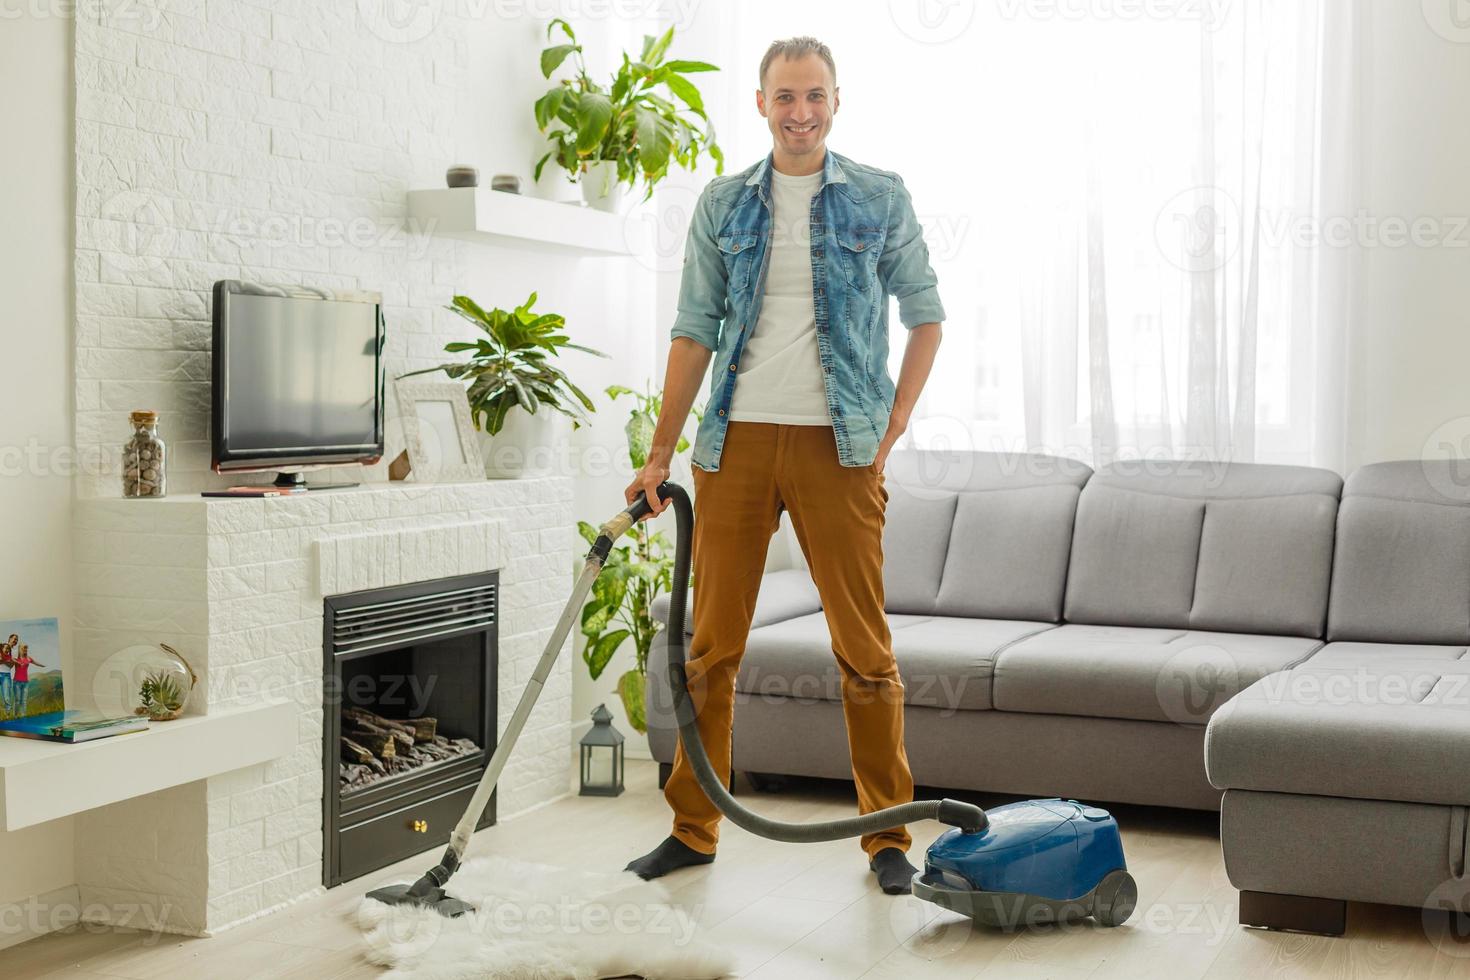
[5,759,1470,979]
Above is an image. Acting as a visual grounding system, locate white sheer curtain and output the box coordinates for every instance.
[677,0,1360,470]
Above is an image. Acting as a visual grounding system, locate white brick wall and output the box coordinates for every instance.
[65,0,634,939]
[74,0,474,497]
[74,479,575,933]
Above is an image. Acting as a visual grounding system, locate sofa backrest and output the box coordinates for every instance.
[1063,460,1342,637]
[882,450,1092,621]
[1327,460,1470,644]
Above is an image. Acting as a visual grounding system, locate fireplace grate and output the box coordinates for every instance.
[329,583,497,657]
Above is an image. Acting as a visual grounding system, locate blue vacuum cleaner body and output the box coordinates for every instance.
[914,798,1138,928]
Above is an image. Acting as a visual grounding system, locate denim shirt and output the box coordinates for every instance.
[671,148,946,471]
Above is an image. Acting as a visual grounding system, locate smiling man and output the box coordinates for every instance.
[625,36,946,895]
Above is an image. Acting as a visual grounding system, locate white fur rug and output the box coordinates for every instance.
[354,856,734,980]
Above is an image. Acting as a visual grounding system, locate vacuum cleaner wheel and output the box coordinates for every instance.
[1091,869,1138,927]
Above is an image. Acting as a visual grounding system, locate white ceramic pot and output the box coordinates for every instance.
[479,406,568,479]
[579,160,624,213]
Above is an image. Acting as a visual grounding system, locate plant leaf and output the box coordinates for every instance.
[663,59,718,73]
[633,106,672,177]
[575,93,614,155]
[644,26,674,65]
[664,74,705,117]
[583,629,630,681]
[540,44,579,79]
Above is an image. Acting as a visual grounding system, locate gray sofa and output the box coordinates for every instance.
[646,450,1461,934]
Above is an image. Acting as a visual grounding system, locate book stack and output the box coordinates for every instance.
[0,711,150,743]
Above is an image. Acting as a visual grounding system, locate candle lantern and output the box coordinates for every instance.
[579,702,625,797]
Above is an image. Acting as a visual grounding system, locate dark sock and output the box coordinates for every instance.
[625,835,715,880]
[869,847,918,895]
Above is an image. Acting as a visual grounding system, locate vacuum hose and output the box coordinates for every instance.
[631,481,988,840]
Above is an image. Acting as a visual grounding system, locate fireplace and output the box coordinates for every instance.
[322,571,499,887]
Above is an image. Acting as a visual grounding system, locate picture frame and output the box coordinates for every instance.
[393,380,485,483]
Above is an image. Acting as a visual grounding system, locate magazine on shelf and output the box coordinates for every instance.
[0,618,149,744]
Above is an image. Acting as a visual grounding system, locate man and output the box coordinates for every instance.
[624,36,945,895]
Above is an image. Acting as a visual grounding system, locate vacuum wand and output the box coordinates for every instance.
[367,480,984,917]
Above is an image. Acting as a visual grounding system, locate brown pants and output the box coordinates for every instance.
[664,421,914,859]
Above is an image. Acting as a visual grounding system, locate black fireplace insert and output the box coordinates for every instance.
[322,570,499,887]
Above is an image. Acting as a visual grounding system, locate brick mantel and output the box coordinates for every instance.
[72,480,574,934]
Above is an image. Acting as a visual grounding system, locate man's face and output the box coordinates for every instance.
[757,53,838,159]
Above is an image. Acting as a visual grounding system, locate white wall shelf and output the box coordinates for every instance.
[0,701,296,831]
[407,187,646,256]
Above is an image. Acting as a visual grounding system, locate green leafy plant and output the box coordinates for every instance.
[402,293,607,436]
[534,18,725,201]
[138,669,184,719]
[578,382,702,732]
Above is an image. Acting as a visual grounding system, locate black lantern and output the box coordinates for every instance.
[579,703,625,797]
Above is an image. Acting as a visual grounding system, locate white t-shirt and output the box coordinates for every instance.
[726,167,830,426]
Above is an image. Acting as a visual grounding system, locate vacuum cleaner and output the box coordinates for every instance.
[367,482,1137,929]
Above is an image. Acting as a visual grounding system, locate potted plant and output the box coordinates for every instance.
[534,18,725,212]
[401,292,606,478]
[577,382,702,732]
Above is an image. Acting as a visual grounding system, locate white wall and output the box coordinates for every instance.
[0,7,78,933]
[1349,2,1470,468]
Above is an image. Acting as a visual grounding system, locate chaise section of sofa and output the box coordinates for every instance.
[1206,460,1470,934]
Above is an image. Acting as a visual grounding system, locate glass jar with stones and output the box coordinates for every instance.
[122,410,166,498]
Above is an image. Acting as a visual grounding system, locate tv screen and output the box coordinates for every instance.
[212,281,384,475]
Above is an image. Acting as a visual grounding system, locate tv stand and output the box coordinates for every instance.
[273,472,358,492]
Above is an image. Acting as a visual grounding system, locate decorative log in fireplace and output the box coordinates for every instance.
[323,571,499,887]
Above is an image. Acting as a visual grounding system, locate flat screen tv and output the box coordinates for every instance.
[211,280,385,488]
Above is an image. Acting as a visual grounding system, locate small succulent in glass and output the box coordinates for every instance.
[133,643,196,721]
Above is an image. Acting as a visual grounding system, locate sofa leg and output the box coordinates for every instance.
[657,762,672,789]
[1239,890,1346,936]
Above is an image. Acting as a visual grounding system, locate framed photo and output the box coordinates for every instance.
[393,380,485,483]
[0,617,62,722]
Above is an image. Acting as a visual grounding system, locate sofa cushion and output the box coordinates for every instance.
[650,568,821,636]
[1206,653,1470,806]
[882,449,1091,618]
[934,485,1080,622]
[881,486,956,615]
[992,624,1322,725]
[1063,461,1342,636]
[1189,494,1338,637]
[1299,640,1470,669]
[736,612,1055,710]
[1062,487,1204,629]
[1328,461,1470,645]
